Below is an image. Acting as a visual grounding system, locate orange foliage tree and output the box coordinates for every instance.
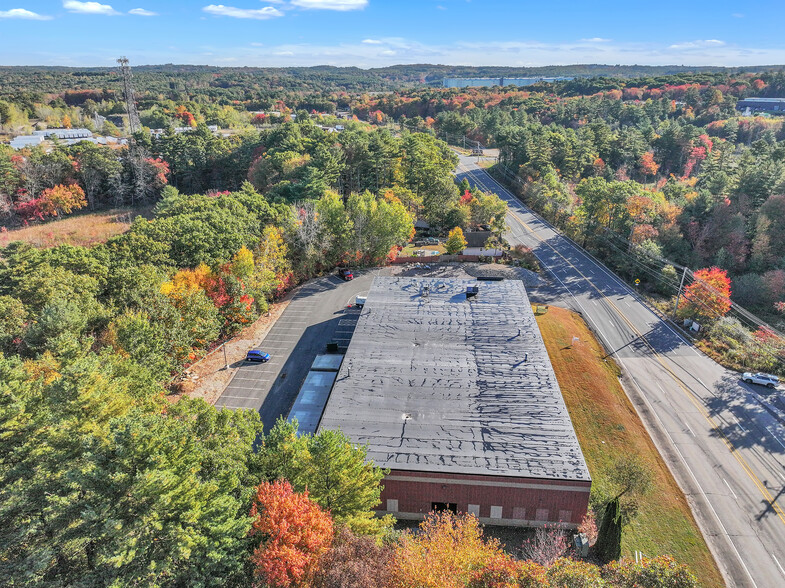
[639,152,659,178]
[39,184,87,216]
[681,266,732,319]
[250,480,334,588]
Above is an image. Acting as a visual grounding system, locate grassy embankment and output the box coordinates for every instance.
[0,209,137,248]
[536,305,724,588]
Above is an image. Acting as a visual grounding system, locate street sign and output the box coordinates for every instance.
[634,279,640,285]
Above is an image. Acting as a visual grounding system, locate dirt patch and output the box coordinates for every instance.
[388,261,543,287]
[174,294,293,405]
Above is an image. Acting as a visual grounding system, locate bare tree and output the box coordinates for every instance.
[520,525,569,567]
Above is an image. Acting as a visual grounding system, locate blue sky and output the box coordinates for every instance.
[1,0,785,67]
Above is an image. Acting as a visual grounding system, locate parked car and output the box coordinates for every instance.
[424,237,440,245]
[338,268,353,281]
[742,372,779,388]
[246,350,271,363]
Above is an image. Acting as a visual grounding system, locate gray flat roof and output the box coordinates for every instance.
[317,277,590,482]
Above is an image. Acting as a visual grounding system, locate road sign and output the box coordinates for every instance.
[634,279,640,285]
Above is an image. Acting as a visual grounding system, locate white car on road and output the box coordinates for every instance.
[742,372,780,389]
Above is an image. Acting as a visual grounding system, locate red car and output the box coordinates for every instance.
[338,268,354,281]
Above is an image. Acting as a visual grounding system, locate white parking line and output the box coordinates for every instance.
[772,554,785,578]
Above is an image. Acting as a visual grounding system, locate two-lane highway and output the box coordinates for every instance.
[457,155,785,587]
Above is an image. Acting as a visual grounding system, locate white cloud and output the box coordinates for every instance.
[580,37,612,43]
[129,8,157,16]
[290,0,368,10]
[0,8,53,20]
[203,4,284,19]
[63,1,119,15]
[362,39,382,44]
[668,39,725,50]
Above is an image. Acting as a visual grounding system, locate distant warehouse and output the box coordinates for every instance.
[443,77,573,88]
[736,97,785,114]
[317,277,590,528]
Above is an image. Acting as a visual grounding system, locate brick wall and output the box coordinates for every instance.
[378,469,590,528]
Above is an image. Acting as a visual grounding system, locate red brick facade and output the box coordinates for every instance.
[378,469,591,528]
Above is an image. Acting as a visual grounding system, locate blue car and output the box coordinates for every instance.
[245,349,271,363]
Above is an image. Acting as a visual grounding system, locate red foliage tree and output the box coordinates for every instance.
[682,267,732,319]
[250,480,334,588]
[174,105,197,127]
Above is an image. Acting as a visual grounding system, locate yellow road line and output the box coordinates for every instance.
[461,164,785,526]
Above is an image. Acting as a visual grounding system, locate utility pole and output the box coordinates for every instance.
[673,266,689,317]
[117,57,141,135]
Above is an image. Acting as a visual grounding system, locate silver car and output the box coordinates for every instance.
[742,372,780,389]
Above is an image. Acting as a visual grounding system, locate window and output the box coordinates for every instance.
[468,504,480,516]
[513,507,526,519]
[490,505,503,519]
[535,508,549,521]
[431,502,457,514]
[558,510,572,522]
[386,499,398,512]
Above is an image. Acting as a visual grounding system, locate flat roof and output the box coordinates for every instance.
[317,277,590,482]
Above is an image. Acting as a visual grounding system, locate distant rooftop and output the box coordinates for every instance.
[318,277,590,482]
[738,97,785,102]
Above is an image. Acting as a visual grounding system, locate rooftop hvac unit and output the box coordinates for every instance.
[466,286,479,299]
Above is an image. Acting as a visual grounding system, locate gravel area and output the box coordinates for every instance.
[390,261,544,288]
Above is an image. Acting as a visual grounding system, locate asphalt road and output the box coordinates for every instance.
[215,269,379,431]
[457,155,785,588]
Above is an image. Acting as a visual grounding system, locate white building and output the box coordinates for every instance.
[10,135,45,149]
[32,128,93,140]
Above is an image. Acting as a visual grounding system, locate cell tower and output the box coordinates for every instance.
[117,56,141,135]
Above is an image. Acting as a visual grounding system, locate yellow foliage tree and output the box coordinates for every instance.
[445,226,468,255]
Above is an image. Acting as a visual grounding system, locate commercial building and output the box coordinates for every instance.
[736,97,785,114]
[317,277,590,527]
[443,77,574,88]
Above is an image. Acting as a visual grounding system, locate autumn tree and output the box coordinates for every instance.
[445,226,468,254]
[638,151,659,179]
[391,512,507,588]
[680,266,732,320]
[250,480,334,588]
[312,527,394,588]
[261,419,390,536]
[602,555,698,588]
[38,184,87,217]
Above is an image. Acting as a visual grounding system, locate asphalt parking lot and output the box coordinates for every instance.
[214,269,380,430]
